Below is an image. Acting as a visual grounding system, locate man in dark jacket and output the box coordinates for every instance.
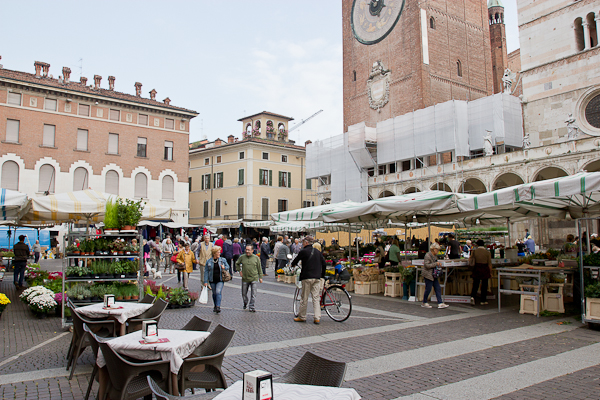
[291,236,326,324]
[13,235,30,289]
[222,237,234,275]
[259,237,271,276]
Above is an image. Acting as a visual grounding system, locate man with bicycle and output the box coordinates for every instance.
[292,236,327,325]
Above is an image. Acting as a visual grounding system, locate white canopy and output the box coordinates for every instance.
[271,201,359,222]
[243,220,274,228]
[269,221,362,233]
[206,219,242,229]
[0,188,30,221]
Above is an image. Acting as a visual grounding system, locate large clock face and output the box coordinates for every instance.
[351,0,406,45]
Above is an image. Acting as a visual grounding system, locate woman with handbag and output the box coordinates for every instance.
[176,242,197,290]
[162,238,176,274]
[204,246,231,313]
[422,242,449,309]
[469,239,493,306]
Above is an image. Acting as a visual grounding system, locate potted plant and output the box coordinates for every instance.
[104,198,119,231]
[66,245,79,256]
[585,282,600,320]
[0,293,11,319]
[124,198,144,230]
[114,286,124,301]
[29,293,57,318]
[401,267,416,299]
[114,261,126,279]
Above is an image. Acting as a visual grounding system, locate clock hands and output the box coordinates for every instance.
[368,0,385,17]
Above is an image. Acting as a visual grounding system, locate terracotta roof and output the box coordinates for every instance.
[237,111,294,122]
[189,137,305,153]
[0,67,198,115]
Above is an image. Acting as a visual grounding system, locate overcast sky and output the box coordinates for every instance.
[0,0,519,145]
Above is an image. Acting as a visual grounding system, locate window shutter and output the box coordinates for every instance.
[269,170,272,186]
[218,172,224,188]
[43,125,55,147]
[1,161,19,190]
[77,129,88,151]
[288,172,291,188]
[44,99,57,111]
[238,169,244,185]
[38,164,55,193]
[108,133,119,154]
[207,174,211,189]
[262,198,269,219]
[78,104,90,116]
[213,173,216,188]
[105,170,119,195]
[278,172,282,187]
[238,198,244,219]
[306,179,311,190]
[7,92,21,105]
[73,167,89,191]
[6,120,19,143]
[201,175,205,190]
[215,200,221,216]
[259,169,263,185]
[162,176,174,200]
[203,201,209,217]
[110,109,120,121]
[134,173,147,198]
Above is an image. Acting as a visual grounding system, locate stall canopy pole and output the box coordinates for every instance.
[404,217,408,261]
[506,217,511,249]
[427,216,431,247]
[348,223,352,259]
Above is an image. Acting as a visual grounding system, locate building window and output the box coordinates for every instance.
[430,16,435,29]
[109,109,120,121]
[162,175,174,200]
[164,141,174,161]
[105,170,119,195]
[1,161,19,190]
[585,94,600,129]
[8,92,21,106]
[137,137,147,157]
[318,175,330,186]
[457,60,462,77]
[279,171,291,188]
[78,104,90,116]
[238,198,245,219]
[303,201,314,208]
[389,162,397,174]
[306,178,312,190]
[138,114,148,125]
[134,173,148,198]
[239,151,245,160]
[215,199,221,217]
[204,158,210,166]
[203,201,209,217]
[262,152,269,160]
[43,124,55,147]
[73,167,89,191]
[216,155,222,163]
[201,174,211,190]
[259,169,272,186]
[44,98,57,111]
[214,172,224,188]
[38,164,55,194]
[238,169,245,185]
[188,177,192,192]
[261,198,269,220]
[378,164,387,175]
[281,155,288,163]
[77,129,88,151]
[353,70,356,82]
[367,167,375,177]
[415,158,424,169]
[5,119,20,143]
[278,199,288,212]
[108,133,119,154]
[401,160,411,171]
[165,118,174,129]
[587,13,598,48]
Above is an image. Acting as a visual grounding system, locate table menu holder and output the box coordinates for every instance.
[104,294,115,308]
[243,370,273,400]
[142,321,159,343]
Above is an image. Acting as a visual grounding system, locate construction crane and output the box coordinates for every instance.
[288,110,323,133]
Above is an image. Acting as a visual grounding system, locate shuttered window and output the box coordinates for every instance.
[306,179,312,189]
[213,172,224,188]
[203,201,209,217]
[215,200,221,217]
[43,124,55,147]
[6,119,19,143]
[138,114,148,125]
[8,92,21,105]
[109,109,120,121]
[1,161,19,190]
[78,104,90,116]
[237,198,244,219]
[279,172,291,188]
[238,169,244,185]
[165,119,174,129]
[259,169,272,186]
[162,175,174,200]
[105,170,119,195]
[164,141,173,161]
[108,133,119,154]
[137,137,147,157]
[73,167,89,191]
[38,164,55,193]
[261,198,269,220]
[201,174,211,190]
[44,98,57,111]
[278,199,288,212]
[77,129,88,151]
[134,173,148,198]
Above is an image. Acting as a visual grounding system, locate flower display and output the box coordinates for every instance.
[0,293,10,313]
[20,286,54,304]
[29,293,57,314]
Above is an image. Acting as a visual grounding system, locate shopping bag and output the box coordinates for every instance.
[199,286,209,304]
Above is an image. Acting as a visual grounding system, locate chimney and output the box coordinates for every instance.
[134,82,142,97]
[305,140,312,147]
[149,89,157,100]
[227,135,235,144]
[80,76,88,86]
[163,97,171,106]
[62,67,71,83]
[108,76,115,91]
[34,61,43,77]
[93,75,102,89]
[215,139,222,146]
[41,62,50,77]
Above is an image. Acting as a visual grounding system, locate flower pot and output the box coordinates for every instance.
[118,251,124,255]
[132,295,139,300]
[124,295,131,300]
[123,225,134,231]
[116,296,123,301]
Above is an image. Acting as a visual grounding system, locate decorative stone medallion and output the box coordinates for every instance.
[367,61,391,111]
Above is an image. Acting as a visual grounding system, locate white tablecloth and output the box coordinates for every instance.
[213,381,361,400]
[96,329,210,374]
[76,302,152,324]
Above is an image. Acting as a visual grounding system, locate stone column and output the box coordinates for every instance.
[583,21,591,49]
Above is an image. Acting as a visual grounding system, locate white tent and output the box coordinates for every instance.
[271,201,359,222]
[206,219,242,229]
[0,188,30,221]
[243,220,274,228]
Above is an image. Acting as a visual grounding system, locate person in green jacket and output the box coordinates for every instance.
[236,245,263,312]
[388,238,401,266]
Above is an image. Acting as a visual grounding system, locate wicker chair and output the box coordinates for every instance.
[278,351,347,387]
[97,336,171,400]
[182,316,212,332]
[82,323,115,400]
[140,294,156,304]
[126,298,168,333]
[67,303,117,380]
[178,324,235,393]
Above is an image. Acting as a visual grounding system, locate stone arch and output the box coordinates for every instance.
[574,17,585,51]
[378,190,395,198]
[457,60,463,77]
[430,182,452,192]
[583,159,600,172]
[492,172,525,190]
[404,187,421,194]
[459,178,487,194]
[533,166,568,182]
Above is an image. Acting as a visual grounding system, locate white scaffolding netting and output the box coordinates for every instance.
[468,93,523,148]
[347,122,376,169]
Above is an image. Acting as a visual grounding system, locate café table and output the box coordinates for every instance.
[76,302,152,335]
[212,381,361,400]
[96,328,210,396]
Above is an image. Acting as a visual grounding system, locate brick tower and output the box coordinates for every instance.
[488,0,508,94]
[342,0,494,132]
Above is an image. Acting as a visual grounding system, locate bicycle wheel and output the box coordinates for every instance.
[293,287,302,317]
[323,286,352,322]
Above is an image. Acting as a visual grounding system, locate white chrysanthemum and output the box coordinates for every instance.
[29,293,57,312]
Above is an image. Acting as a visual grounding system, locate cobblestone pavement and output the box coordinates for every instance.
[0,259,599,399]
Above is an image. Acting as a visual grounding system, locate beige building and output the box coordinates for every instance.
[188,112,317,224]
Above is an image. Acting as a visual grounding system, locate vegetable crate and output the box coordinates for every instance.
[370,280,380,294]
[543,283,565,313]
[586,297,600,321]
[384,281,402,298]
[519,284,543,315]
[354,281,370,295]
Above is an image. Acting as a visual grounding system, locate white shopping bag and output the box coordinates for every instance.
[199,286,209,304]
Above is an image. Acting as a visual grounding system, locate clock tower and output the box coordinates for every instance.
[343,0,494,132]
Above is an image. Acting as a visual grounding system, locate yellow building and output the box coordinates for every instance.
[189,111,317,224]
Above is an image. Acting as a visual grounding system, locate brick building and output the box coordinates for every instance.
[488,0,508,94]
[0,60,198,223]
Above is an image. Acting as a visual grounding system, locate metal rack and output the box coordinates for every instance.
[579,217,600,325]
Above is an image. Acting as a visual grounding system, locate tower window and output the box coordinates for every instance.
[353,70,356,82]
[430,17,435,29]
[574,17,585,52]
[457,60,463,77]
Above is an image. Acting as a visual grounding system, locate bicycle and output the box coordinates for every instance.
[293,276,352,322]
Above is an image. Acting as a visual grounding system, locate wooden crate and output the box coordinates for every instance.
[519,284,543,315]
[277,275,284,282]
[544,283,565,313]
[355,281,370,295]
[384,281,402,298]
[586,297,600,320]
[371,281,380,294]
[284,275,295,284]
[345,277,354,292]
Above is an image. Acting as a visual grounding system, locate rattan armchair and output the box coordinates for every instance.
[182,316,212,332]
[278,351,347,387]
[126,298,168,333]
[178,324,235,393]
[140,294,156,304]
